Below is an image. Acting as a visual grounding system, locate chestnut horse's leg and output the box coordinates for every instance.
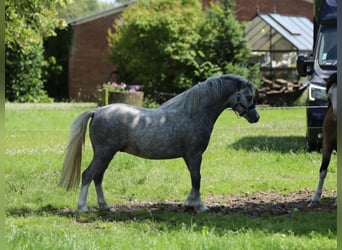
[309,123,335,207]
[308,150,332,207]
[309,103,337,207]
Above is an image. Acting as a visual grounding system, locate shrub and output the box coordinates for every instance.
[5,0,67,102]
[108,0,204,97]
[197,2,261,86]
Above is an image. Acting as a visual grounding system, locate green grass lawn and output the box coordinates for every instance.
[5,103,337,249]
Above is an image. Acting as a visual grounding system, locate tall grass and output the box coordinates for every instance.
[5,104,336,249]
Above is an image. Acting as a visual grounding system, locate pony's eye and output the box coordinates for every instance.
[246,96,253,103]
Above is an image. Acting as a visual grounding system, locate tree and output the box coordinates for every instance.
[108,0,204,96]
[5,0,68,102]
[197,1,260,85]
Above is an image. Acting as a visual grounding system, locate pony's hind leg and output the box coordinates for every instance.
[78,182,91,212]
[78,150,114,212]
[94,165,112,210]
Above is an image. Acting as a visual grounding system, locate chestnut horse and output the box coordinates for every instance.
[309,72,337,207]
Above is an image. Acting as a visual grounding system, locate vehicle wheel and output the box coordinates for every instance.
[305,139,317,152]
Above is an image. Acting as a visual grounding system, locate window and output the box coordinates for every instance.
[318,26,337,69]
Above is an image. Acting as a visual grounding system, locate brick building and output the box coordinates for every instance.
[67,4,131,101]
[65,0,313,101]
[234,0,313,22]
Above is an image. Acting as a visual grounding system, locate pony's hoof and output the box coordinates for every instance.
[184,200,209,213]
[195,204,209,213]
[99,204,110,211]
[78,205,89,212]
[308,200,319,208]
[193,204,209,213]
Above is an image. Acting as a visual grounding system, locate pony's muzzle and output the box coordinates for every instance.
[238,103,259,123]
[245,110,260,123]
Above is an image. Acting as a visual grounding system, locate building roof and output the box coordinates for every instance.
[245,13,313,52]
[68,1,135,25]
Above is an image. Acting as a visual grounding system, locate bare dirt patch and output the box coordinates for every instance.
[108,189,336,217]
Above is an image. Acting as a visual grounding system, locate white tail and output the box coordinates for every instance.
[59,111,94,190]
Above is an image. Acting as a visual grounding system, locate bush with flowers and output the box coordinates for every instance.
[97,82,144,106]
[100,82,142,92]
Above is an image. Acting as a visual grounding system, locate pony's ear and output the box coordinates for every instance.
[206,78,215,87]
[241,79,257,94]
[236,77,251,89]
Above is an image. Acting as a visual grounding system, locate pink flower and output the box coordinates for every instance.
[101,82,142,92]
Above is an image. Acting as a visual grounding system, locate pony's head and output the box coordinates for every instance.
[325,72,337,119]
[220,74,260,123]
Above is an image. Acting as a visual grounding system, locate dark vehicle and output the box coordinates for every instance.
[297,0,337,151]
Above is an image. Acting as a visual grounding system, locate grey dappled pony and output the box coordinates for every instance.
[309,72,337,207]
[59,74,260,212]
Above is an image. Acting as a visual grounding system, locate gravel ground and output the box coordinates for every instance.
[107,189,336,216]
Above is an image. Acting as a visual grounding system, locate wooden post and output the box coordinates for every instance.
[102,88,109,106]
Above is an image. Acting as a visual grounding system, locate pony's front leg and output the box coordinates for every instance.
[184,154,208,213]
[185,188,208,212]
